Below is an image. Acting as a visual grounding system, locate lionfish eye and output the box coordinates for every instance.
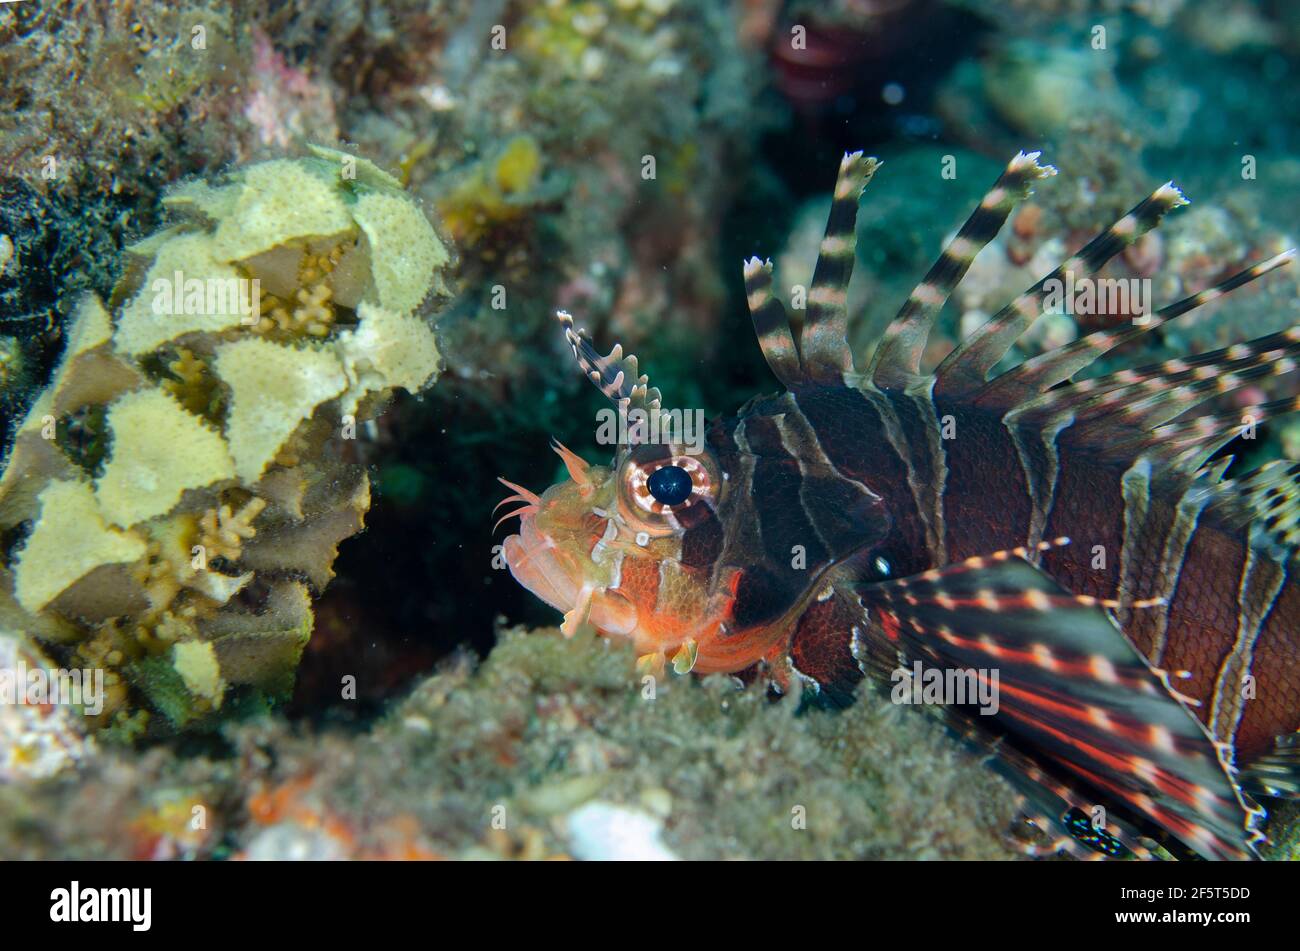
[647,465,692,505]
[620,451,718,526]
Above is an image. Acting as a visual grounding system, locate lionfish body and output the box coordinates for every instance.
[499,151,1300,860]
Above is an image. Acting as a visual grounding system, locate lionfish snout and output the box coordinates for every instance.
[495,440,627,636]
[494,476,566,609]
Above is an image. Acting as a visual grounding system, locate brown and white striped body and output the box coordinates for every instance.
[708,378,1300,763]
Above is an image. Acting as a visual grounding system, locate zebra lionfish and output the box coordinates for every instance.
[497,151,1300,860]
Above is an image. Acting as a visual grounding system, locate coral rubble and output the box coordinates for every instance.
[0,627,1028,860]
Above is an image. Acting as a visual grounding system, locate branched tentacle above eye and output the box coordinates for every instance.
[557,310,662,417]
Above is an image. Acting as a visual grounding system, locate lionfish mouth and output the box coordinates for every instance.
[495,481,573,614]
[493,478,567,609]
[496,441,639,640]
[494,438,600,616]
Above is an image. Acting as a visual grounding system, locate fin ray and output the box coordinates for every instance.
[976,250,1296,408]
[800,151,880,378]
[935,183,1190,397]
[744,256,802,387]
[870,151,1057,390]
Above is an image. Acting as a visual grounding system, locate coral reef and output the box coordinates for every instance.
[0,627,1027,860]
[0,2,252,201]
[0,148,450,736]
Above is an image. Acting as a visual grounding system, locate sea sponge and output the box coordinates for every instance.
[172,640,226,710]
[13,479,148,616]
[337,302,441,413]
[215,338,347,483]
[207,159,354,263]
[0,147,452,736]
[95,389,236,527]
[114,233,253,356]
[53,296,142,413]
[306,143,403,191]
[351,190,450,311]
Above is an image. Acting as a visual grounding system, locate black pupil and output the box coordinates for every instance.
[647,465,692,506]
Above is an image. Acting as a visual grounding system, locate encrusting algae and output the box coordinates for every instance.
[0,145,452,738]
[0,626,1030,860]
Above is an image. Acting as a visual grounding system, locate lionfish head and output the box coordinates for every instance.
[496,312,784,677]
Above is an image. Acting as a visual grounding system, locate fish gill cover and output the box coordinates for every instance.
[0,0,1298,877]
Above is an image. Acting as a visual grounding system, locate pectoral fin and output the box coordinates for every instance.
[849,548,1264,860]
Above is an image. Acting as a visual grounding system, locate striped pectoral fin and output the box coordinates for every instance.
[744,256,802,388]
[799,151,880,379]
[937,704,1166,859]
[936,182,1190,399]
[851,548,1264,860]
[870,150,1057,391]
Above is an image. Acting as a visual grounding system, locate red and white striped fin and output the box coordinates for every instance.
[973,719,1167,859]
[851,546,1264,860]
